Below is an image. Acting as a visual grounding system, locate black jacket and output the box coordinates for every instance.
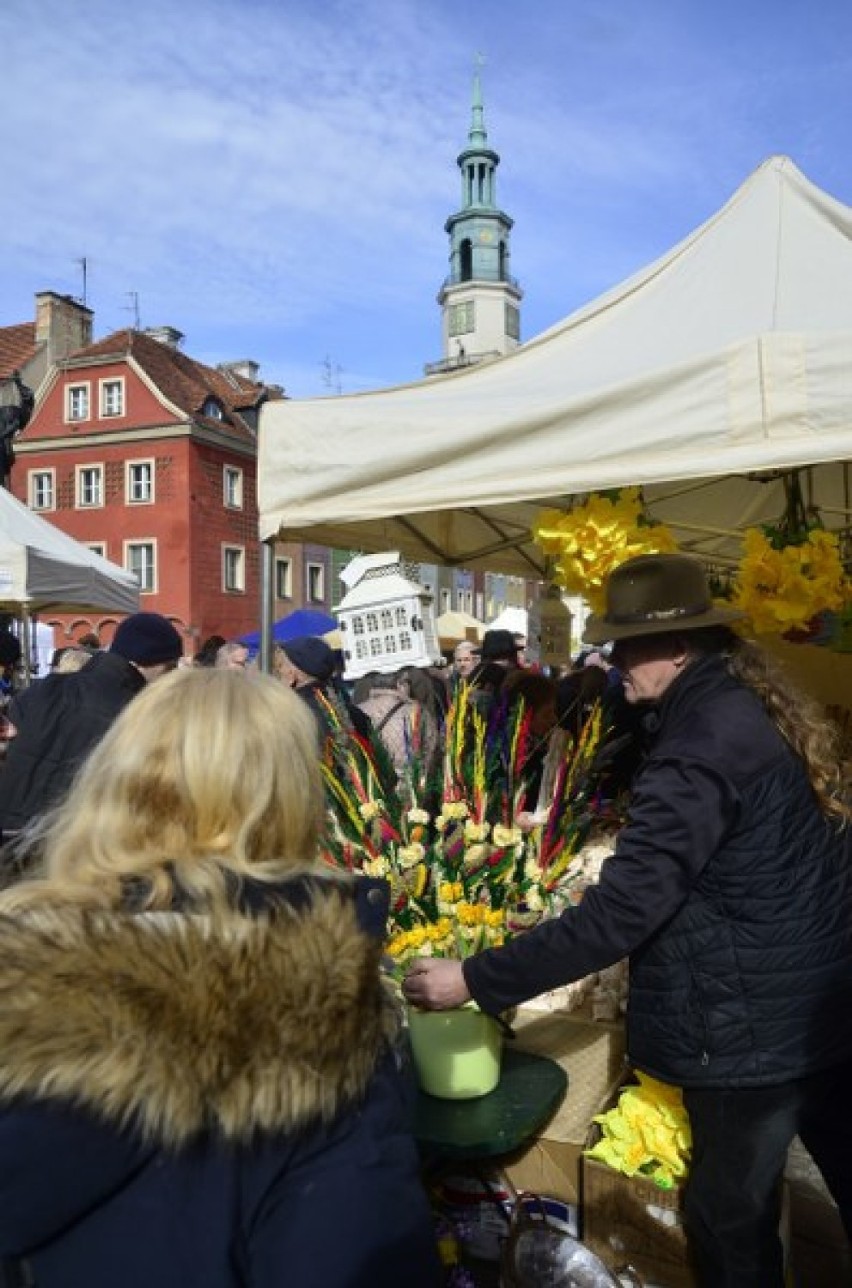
[0,652,145,834]
[464,655,852,1088]
[0,873,440,1288]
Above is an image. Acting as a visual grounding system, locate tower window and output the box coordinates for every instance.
[505,303,520,341]
[460,239,473,282]
[449,302,475,337]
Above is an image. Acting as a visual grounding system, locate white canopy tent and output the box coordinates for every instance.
[0,487,140,616]
[258,156,852,627]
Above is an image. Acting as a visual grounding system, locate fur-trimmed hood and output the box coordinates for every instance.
[0,873,399,1148]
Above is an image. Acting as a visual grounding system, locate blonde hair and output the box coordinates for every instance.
[1,669,325,912]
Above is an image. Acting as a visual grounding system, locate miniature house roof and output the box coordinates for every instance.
[335,550,433,612]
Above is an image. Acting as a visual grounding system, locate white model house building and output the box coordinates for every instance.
[335,551,443,681]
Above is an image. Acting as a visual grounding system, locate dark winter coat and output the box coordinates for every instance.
[464,654,852,1088]
[0,651,145,834]
[0,873,441,1287]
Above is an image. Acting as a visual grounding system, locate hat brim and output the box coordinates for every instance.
[584,603,745,645]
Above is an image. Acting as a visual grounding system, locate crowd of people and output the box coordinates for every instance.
[0,552,849,1287]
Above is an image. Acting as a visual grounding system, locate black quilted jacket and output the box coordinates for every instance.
[464,654,852,1087]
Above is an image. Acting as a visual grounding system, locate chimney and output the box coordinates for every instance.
[218,358,260,384]
[35,291,93,361]
[143,325,185,349]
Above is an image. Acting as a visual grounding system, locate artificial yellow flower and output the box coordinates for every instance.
[534,490,677,613]
[733,527,847,634]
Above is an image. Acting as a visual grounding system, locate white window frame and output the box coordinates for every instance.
[223,464,244,510]
[504,302,520,341]
[126,459,154,505]
[65,381,91,422]
[87,541,107,559]
[28,468,55,512]
[440,588,452,613]
[223,545,245,594]
[76,463,104,509]
[275,557,292,600]
[448,301,475,337]
[124,539,157,594]
[99,376,125,418]
[306,562,325,603]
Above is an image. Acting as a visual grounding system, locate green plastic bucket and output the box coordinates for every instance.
[407,1005,502,1099]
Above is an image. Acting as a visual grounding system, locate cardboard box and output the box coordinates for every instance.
[498,1002,626,1205]
[581,1085,792,1288]
[582,1153,695,1288]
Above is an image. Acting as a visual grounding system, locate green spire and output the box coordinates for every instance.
[468,54,488,148]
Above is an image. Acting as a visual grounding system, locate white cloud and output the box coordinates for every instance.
[3,0,852,396]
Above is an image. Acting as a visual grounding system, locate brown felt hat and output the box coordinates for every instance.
[584,553,744,644]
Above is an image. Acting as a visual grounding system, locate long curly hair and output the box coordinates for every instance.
[689,627,850,824]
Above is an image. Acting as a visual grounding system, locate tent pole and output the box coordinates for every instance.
[19,606,32,689]
[259,539,274,675]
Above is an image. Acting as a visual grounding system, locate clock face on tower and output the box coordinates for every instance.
[479,229,494,243]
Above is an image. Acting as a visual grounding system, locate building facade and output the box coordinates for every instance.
[5,294,282,650]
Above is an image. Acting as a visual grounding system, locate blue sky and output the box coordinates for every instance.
[3,0,852,398]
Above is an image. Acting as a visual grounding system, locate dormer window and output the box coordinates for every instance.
[202,397,224,421]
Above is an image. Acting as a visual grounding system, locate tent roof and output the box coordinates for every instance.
[0,488,140,614]
[258,156,852,575]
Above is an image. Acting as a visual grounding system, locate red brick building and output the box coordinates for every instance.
[4,295,283,651]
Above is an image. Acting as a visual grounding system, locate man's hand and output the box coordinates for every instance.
[403,957,471,1010]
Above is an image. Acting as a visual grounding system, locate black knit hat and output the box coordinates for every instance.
[110,613,183,665]
[281,635,335,682]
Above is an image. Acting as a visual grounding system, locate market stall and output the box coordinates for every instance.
[0,487,139,678]
[260,154,852,1283]
[259,156,851,578]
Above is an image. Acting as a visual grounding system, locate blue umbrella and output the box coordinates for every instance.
[240,608,338,651]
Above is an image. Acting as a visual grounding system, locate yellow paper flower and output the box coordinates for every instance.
[534,489,677,613]
[733,527,847,634]
[586,1074,692,1190]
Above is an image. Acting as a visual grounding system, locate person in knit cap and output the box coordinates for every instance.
[0,612,182,840]
[274,635,372,743]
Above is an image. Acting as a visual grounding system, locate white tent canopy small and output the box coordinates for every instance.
[258,156,852,581]
[0,488,140,615]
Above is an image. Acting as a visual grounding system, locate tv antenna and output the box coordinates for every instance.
[124,291,141,330]
[321,354,343,395]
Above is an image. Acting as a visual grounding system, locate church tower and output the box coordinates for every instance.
[426,66,523,376]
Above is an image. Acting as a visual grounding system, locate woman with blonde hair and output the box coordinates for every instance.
[0,669,440,1288]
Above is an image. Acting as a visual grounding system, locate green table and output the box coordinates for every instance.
[413,1046,568,1162]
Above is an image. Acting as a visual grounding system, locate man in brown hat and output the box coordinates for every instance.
[405,553,852,1286]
